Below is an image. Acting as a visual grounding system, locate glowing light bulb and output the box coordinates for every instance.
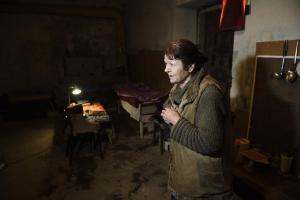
[72,88,81,95]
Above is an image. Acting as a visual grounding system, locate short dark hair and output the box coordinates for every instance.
[165,39,208,72]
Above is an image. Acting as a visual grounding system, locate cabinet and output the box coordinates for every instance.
[248,40,300,155]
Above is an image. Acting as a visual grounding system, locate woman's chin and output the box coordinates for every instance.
[169,78,176,84]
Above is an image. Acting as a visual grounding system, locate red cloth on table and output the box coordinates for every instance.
[114,83,167,108]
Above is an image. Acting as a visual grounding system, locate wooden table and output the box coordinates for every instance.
[64,102,114,164]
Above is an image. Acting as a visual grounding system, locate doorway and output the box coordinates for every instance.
[197,8,234,93]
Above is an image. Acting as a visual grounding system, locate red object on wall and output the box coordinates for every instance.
[219,0,247,31]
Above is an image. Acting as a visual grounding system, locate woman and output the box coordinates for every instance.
[161,39,238,200]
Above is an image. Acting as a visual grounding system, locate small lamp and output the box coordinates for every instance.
[68,86,82,105]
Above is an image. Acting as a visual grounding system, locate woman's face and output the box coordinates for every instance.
[164,54,193,87]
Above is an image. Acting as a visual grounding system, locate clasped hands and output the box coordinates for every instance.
[161,106,180,125]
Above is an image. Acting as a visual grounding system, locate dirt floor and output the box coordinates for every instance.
[0,111,170,200]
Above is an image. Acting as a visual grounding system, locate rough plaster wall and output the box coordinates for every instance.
[231,0,300,114]
[0,13,118,93]
[172,7,197,42]
[126,0,196,91]
[0,14,62,93]
[5,0,127,7]
[126,0,172,53]
[127,0,196,53]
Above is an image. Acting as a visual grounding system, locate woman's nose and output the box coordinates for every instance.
[165,65,170,73]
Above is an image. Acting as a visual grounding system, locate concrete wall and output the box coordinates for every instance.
[127,0,196,53]
[126,0,197,91]
[0,0,197,94]
[231,0,300,135]
[2,0,126,7]
[0,13,120,93]
[0,1,128,97]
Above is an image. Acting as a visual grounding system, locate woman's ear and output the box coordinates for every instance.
[188,64,195,73]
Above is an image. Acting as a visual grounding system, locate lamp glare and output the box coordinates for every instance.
[72,88,81,95]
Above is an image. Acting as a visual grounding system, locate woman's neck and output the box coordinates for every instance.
[179,74,192,89]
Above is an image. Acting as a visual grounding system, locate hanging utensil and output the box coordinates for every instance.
[286,40,299,83]
[273,40,288,80]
